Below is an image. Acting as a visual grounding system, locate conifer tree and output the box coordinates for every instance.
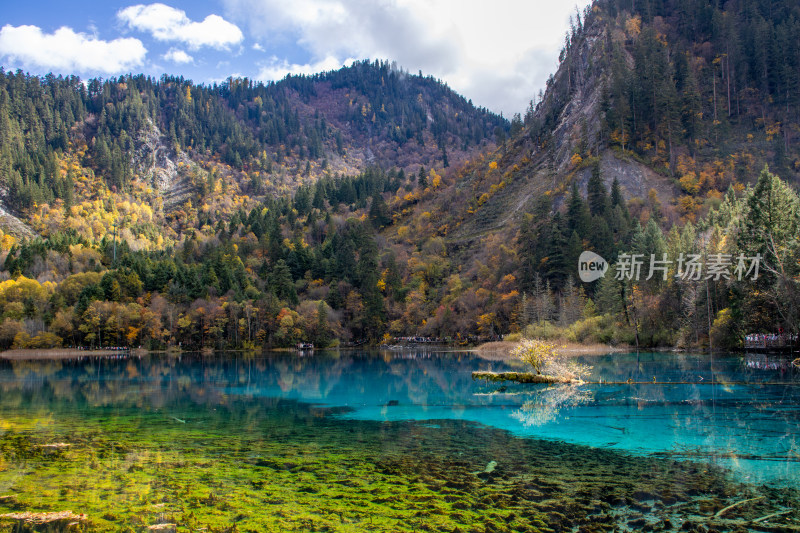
[418,166,428,189]
[587,163,609,216]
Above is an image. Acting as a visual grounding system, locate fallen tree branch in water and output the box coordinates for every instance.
[700,518,800,533]
[471,371,578,384]
[0,510,88,528]
[714,495,765,518]
[753,510,793,523]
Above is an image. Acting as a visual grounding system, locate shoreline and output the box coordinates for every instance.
[0,348,140,361]
[0,342,685,361]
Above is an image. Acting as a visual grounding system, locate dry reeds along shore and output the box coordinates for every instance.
[474,341,628,360]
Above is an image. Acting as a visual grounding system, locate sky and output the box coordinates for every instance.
[0,0,592,116]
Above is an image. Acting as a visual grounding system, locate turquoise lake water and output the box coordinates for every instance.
[0,349,798,531]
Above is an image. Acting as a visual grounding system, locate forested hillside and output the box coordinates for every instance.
[0,0,798,351]
[0,60,504,219]
[369,0,800,348]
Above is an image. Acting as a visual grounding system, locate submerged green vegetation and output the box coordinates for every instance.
[0,353,798,532]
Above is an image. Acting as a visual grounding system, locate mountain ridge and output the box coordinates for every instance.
[0,60,506,231]
[413,0,800,254]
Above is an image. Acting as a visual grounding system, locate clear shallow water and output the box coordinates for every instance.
[0,350,798,532]
[223,350,800,485]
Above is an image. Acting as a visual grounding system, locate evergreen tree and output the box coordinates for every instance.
[269,259,298,305]
[587,163,609,216]
[610,177,626,210]
[589,217,615,263]
[314,300,331,347]
[418,166,428,189]
[566,182,591,236]
[368,193,390,228]
[544,213,569,289]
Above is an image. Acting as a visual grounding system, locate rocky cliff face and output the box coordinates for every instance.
[132,119,198,211]
[0,203,35,240]
[439,8,681,247]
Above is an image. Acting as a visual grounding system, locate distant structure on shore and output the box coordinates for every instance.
[744,333,797,352]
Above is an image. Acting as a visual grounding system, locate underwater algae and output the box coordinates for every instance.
[0,351,799,532]
[1,395,799,533]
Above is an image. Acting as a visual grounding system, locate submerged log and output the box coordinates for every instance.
[0,511,88,531]
[753,510,793,523]
[714,495,766,518]
[148,524,177,532]
[471,371,576,384]
[698,518,800,533]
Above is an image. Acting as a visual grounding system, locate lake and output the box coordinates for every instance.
[0,350,798,531]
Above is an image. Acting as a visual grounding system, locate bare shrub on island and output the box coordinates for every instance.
[510,338,594,427]
[511,338,593,381]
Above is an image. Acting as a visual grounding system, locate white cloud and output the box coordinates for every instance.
[209,72,245,85]
[252,42,264,51]
[257,55,355,81]
[163,48,193,64]
[222,0,592,115]
[0,24,146,74]
[118,3,243,50]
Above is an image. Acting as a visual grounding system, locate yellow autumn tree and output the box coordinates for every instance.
[625,15,642,38]
[0,234,15,251]
[511,339,556,374]
[430,169,442,189]
[0,277,53,312]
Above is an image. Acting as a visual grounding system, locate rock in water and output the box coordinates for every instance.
[472,460,498,475]
[148,524,177,532]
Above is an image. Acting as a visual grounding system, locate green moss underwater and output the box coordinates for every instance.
[0,355,798,532]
